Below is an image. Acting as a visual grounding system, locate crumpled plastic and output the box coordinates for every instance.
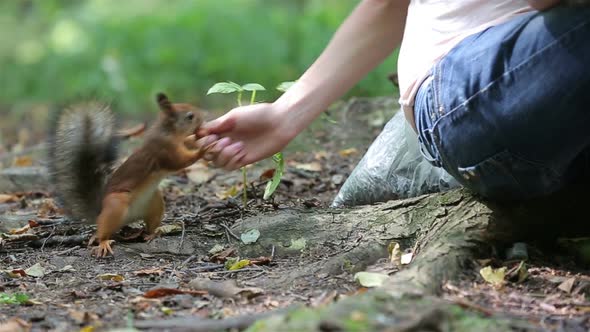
[331,110,460,208]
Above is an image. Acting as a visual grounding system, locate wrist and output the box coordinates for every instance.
[273,78,331,139]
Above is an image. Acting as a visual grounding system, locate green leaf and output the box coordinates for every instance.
[353,272,389,288]
[276,81,296,92]
[241,229,260,244]
[263,152,285,200]
[207,81,242,95]
[242,83,266,91]
[0,292,29,305]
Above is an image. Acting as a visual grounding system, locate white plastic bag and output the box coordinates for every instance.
[331,110,460,207]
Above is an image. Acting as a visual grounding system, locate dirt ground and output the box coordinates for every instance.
[0,97,589,332]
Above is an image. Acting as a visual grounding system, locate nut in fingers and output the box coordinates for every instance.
[91,240,115,258]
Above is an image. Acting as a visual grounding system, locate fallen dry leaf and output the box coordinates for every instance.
[293,162,322,172]
[97,273,124,282]
[354,272,389,288]
[558,277,576,294]
[400,252,413,265]
[388,241,402,266]
[156,224,183,235]
[506,261,528,283]
[250,256,272,266]
[143,288,207,299]
[338,148,358,158]
[0,317,31,332]
[0,194,18,204]
[12,156,33,167]
[133,268,164,276]
[210,247,237,263]
[68,309,99,325]
[9,224,31,235]
[7,269,27,278]
[25,263,46,278]
[480,266,506,287]
[1,233,39,243]
[208,244,225,255]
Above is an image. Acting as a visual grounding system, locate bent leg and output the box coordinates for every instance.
[415,5,590,200]
[93,193,130,257]
[142,190,164,242]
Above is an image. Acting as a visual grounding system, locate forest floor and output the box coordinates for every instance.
[0,97,589,332]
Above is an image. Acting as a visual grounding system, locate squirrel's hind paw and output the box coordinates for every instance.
[143,232,160,243]
[91,240,115,258]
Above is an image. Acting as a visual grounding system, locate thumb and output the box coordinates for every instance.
[197,114,236,137]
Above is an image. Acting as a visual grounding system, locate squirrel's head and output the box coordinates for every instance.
[156,92,203,136]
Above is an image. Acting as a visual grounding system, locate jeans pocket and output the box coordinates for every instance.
[456,150,562,200]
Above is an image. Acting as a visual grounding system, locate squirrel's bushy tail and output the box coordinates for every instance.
[48,102,119,221]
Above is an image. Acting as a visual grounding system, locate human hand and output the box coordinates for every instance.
[197,103,297,170]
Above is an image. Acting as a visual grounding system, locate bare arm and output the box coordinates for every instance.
[276,0,410,137]
[201,0,410,170]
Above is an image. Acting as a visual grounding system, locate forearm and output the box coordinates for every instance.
[527,0,562,10]
[275,0,409,136]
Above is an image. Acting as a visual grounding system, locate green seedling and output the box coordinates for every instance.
[207,81,267,207]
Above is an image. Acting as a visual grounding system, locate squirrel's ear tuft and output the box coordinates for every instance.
[156,92,174,115]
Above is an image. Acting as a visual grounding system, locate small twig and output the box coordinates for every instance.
[206,267,263,275]
[220,222,240,241]
[41,226,56,252]
[29,235,90,248]
[271,245,276,259]
[188,264,225,273]
[180,254,197,269]
[447,298,495,317]
[223,224,231,243]
[241,270,267,281]
[54,245,80,256]
[178,220,186,253]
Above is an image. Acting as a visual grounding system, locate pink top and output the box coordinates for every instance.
[397,0,534,128]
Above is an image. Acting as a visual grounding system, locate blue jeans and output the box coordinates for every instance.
[414,5,590,201]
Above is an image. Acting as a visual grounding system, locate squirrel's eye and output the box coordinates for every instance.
[186,112,194,121]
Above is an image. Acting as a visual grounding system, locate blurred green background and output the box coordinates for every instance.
[0,0,398,116]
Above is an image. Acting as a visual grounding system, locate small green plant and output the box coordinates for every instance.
[0,292,29,305]
[208,81,283,206]
[207,79,339,205]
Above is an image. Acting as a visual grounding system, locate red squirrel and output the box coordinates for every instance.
[48,93,208,257]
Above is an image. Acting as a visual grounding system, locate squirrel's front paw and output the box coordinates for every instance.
[91,240,115,258]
